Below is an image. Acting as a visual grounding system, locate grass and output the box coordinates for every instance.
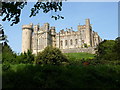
[2,52,120,88]
[64,52,95,60]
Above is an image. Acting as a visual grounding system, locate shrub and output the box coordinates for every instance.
[96,40,117,61]
[2,63,11,71]
[2,43,17,64]
[36,46,68,65]
[16,50,35,64]
[113,37,120,60]
[84,43,88,48]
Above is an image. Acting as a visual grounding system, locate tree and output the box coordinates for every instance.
[96,40,117,60]
[17,50,34,64]
[2,0,64,26]
[2,42,17,64]
[0,24,17,64]
[36,46,68,65]
[113,37,120,60]
[0,24,8,44]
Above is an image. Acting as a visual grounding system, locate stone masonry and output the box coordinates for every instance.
[22,19,102,54]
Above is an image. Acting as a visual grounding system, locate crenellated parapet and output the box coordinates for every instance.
[78,25,86,31]
[56,28,80,37]
[22,24,33,31]
[22,19,102,54]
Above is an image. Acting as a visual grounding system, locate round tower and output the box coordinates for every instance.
[22,23,33,53]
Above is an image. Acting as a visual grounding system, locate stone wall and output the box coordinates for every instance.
[61,47,96,54]
[22,19,102,54]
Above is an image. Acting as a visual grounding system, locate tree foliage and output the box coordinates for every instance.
[96,39,119,61]
[2,42,17,64]
[2,1,64,26]
[36,46,68,65]
[17,50,34,64]
[113,37,120,60]
[0,24,8,43]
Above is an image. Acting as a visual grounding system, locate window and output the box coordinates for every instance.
[95,38,96,41]
[75,39,78,44]
[70,39,72,45]
[61,40,63,46]
[65,40,67,46]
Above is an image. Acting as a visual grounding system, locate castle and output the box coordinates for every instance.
[22,19,102,54]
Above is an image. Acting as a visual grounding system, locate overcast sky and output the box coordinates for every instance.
[2,2,118,53]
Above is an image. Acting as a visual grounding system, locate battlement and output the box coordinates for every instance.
[50,26,55,30]
[22,19,102,54]
[78,25,86,29]
[22,24,33,30]
[56,29,79,36]
[44,23,49,25]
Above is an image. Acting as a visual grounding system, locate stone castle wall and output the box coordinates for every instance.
[22,19,102,54]
[61,47,96,54]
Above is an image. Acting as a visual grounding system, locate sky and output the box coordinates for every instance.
[2,2,118,53]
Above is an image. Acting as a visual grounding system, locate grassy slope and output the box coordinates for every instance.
[64,52,95,60]
[2,53,120,88]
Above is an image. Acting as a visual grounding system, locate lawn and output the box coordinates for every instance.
[64,52,95,60]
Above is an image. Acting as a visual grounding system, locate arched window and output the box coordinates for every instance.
[70,39,72,45]
[75,39,78,44]
[60,40,63,46]
[65,40,67,46]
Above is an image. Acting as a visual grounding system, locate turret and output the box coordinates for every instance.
[85,19,91,46]
[44,23,49,31]
[78,25,81,31]
[22,23,33,53]
[86,19,90,29]
[50,26,56,35]
[33,24,39,33]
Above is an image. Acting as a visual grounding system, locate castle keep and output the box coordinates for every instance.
[22,19,102,54]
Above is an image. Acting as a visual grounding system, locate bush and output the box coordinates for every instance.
[113,37,120,60]
[84,43,88,48]
[2,64,120,88]
[96,40,117,61]
[2,43,17,64]
[36,46,68,65]
[2,63,11,71]
[16,50,35,64]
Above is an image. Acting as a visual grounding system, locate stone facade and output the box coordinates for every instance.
[22,19,102,54]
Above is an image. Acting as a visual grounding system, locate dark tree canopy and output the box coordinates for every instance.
[2,0,64,26]
[0,24,8,44]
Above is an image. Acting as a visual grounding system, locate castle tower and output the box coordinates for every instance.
[44,23,49,31]
[32,24,39,54]
[22,23,33,53]
[43,23,50,46]
[77,25,81,31]
[50,27,56,47]
[85,19,91,46]
[50,26,56,35]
